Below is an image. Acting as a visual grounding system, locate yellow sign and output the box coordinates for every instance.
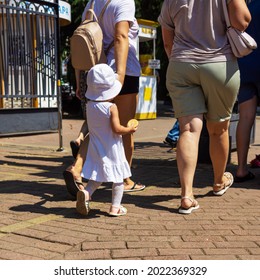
[144,87,152,101]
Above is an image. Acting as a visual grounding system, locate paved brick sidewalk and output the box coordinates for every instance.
[0,104,259,260]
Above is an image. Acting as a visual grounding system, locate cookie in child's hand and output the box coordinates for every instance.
[127,119,139,128]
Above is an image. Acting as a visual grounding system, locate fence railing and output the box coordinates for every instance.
[0,0,59,110]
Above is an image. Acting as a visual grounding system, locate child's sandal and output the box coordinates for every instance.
[109,205,127,217]
[76,190,90,216]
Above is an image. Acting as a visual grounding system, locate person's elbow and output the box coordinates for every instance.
[112,127,121,134]
[234,15,251,31]
[243,13,251,30]
[163,43,172,58]
[114,33,128,44]
[228,3,252,31]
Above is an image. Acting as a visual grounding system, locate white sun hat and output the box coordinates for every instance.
[85,64,122,101]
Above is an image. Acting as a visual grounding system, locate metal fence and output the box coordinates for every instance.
[0,0,59,110]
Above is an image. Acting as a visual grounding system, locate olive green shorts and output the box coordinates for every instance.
[166,61,240,121]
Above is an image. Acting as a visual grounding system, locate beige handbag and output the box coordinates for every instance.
[222,0,257,57]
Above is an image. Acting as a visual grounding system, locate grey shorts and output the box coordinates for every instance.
[166,61,240,122]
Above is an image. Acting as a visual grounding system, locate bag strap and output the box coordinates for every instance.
[98,0,112,22]
[98,0,114,55]
[222,0,231,28]
[105,40,114,56]
[84,9,98,22]
[86,0,114,55]
[90,0,94,10]
[85,0,95,21]
[85,0,111,22]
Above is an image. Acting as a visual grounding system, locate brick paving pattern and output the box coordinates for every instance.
[0,104,259,260]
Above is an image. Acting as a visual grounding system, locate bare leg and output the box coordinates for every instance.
[114,93,144,191]
[66,70,89,194]
[75,120,89,146]
[177,114,203,208]
[236,96,257,177]
[207,120,230,186]
[67,134,89,188]
[114,94,137,166]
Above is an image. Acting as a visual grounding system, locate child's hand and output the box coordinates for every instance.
[127,119,138,133]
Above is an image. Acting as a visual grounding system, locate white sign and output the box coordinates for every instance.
[148,59,160,69]
[59,0,71,26]
[4,1,71,26]
[46,0,72,26]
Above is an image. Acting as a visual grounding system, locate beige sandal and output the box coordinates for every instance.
[213,172,233,196]
[76,190,90,216]
[178,197,200,214]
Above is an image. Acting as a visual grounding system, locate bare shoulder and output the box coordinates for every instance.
[110,103,118,114]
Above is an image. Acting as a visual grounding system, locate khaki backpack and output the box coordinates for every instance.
[70,0,112,71]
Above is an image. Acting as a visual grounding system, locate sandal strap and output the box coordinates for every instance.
[214,183,224,187]
[214,172,234,189]
[181,196,194,203]
[180,197,199,210]
[119,205,127,214]
[110,205,125,212]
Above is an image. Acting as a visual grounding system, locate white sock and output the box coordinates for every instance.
[111,182,124,207]
[85,180,101,197]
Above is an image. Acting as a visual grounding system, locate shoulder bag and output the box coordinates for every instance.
[222,0,257,57]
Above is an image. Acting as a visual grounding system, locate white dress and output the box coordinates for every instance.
[81,101,131,183]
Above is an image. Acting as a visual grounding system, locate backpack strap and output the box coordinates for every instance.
[98,0,114,55]
[105,41,114,56]
[84,9,98,22]
[90,0,94,10]
[85,0,95,21]
[85,0,111,22]
[86,0,114,55]
[98,0,112,22]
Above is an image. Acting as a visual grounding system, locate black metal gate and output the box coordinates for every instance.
[0,0,62,147]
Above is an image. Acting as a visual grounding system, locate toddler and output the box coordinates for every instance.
[76,64,138,216]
